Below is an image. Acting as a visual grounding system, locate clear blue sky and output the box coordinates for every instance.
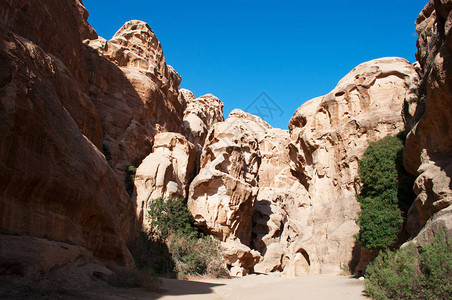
[84,0,427,129]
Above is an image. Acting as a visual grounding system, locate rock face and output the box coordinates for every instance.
[84,20,185,179]
[0,0,195,286]
[188,58,419,275]
[0,235,112,289]
[403,1,452,240]
[182,89,224,152]
[285,57,419,274]
[252,128,311,275]
[188,109,272,244]
[134,132,196,226]
[0,0,137,274]
[187,109,270,274]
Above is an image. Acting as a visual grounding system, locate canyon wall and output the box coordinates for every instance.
[403,0,452,244]
[2,0,451,286]
[0,0,190,287]
[185,58,419,275]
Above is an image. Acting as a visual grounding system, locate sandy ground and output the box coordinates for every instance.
[87,274,368,300]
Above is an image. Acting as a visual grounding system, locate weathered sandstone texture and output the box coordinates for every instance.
[134,132,196,226]
[187,109,270,274]
[181,89,224,152]
[0,0,137,274]
[84,20,185,179]
[188,58,419,275]
[0,235,112,289]
[286,57,419,274]
[403,0,452,241]
[0,0,197,286]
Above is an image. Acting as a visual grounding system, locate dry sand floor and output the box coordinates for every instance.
[89,274,368,300]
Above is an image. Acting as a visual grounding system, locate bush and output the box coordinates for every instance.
[168,232,229,279]
[148,197,200,239]
[356,135,408,250]
[147,197,228,279]
[365,233,452,299]
[128,229,175,276]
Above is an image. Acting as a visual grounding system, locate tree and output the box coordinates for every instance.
[356,135,405,250]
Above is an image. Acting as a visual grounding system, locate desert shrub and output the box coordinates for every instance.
[147,197,228,279]
[356,135,408,250]
[168,232,229,279]
[128,229,175,276]
[365,232,452,299]
[148,197,200,239]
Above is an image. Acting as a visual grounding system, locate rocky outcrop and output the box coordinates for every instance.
[182,89,224,152]
[0,235,111,289]
[188,109,268,244]
[252,129,311,275]
[187,109,271,273]
[84,20,185,179]
[134,132,196,226]
[287,57,419,274]
[188,59,419,275]
[403,0,452,240]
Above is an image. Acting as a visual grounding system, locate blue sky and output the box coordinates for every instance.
[84,0,427,129]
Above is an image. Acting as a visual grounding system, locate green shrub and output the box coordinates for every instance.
[148,197,200,239]
[168,232,229,279]
[128,229,175,276]
[365,232,452,300]
[356,135,407,250]
[147,197,228,279]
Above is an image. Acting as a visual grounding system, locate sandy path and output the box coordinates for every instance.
[91,274,367,299]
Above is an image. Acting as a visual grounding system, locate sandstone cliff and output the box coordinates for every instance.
[0,0,190,287]
[185,58,418,276]
[2,0,447,287]
[403,0,452,244]
[85,20,185,180]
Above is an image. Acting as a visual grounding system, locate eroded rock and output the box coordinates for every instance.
[84,20,185,180]
[403,1,452,239]
[134,133,196,226]
[182,89,224,152]
[287,57,419,274]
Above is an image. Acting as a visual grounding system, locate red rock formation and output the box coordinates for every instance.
[0,1,137,277]
[85,20,185,178]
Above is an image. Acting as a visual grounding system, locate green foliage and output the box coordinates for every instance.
[356,135,407,250]
[148,197,200,239]
[365,233,452,300]
[147,197,228,279]
[128,230,175,276]
[168,232,229,279]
